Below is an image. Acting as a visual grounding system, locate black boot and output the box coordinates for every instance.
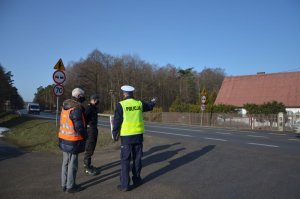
[84,165,99,176]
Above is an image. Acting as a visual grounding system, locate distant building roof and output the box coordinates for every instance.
[214,72,300,108]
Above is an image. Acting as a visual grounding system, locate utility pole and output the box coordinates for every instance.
[109,89,115,113]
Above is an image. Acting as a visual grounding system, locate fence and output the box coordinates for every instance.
[143,112,296,131]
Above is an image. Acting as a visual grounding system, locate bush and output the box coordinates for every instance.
[244,101,286,115]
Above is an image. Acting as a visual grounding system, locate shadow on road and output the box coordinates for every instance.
[0,140,25,161]
[95,142,182,172]
[143,142,181,157]
[80,142,183,189]
[142,145,215,184]
[80,169,121,189]
[97,160,120,172]
[143,148,185,167]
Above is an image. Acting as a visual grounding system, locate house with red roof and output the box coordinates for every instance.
[214,71,300,114]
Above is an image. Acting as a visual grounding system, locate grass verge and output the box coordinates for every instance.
[0,113,116,153]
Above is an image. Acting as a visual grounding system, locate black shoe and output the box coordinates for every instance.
[62,186,66,192]
[132,177,142,187]
[66,185,84,193]
[84,166,99,176]
[117,185,130,192]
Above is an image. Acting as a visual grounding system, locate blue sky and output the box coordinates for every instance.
[1,0,299,102]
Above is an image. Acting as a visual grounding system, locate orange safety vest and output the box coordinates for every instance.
[58,107,85,141]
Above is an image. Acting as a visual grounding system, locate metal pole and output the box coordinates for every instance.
[110,115,114,139]
[201,110,203,126]
[56,97,59,126]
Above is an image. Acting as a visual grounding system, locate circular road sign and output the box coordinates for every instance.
[53,70,66,85]
[201,95,207,104]
[53,84,64,96]
[201,104,206,111]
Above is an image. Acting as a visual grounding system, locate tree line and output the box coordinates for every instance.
[0,64,24,111]
[33,49,287,114]
[34,49,225,112]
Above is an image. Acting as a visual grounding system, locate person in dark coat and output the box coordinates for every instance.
[112,85,157,191]
[83,94,100,175]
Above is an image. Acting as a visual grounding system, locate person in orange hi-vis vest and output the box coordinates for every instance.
[58,88,87,193]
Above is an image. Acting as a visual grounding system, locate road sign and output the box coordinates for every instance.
[53,58,65,71]
[200,88,207,96]
[53,70,66,84]
[201,95,207,104]
[53,84,64,96]
[201,104,206,111]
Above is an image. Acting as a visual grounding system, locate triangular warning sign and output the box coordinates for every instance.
[201,88,207,96]
[53,58,65,71]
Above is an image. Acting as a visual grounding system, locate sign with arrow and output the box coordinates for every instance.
[53,70,66,85]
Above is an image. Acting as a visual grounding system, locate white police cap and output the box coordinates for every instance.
[121,85,135,92]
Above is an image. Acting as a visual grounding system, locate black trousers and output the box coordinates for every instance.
[120,143,143,189]
[84,127,98,167]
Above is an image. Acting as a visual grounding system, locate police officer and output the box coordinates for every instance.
[83,94,100,175]
[112,85,157,191]
[59,88,87,193]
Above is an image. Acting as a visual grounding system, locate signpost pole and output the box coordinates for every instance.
[53,58,66,127]
[56,96,59,126]
[201,110,203,126]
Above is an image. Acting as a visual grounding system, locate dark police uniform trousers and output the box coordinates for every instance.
[120,142,143,188]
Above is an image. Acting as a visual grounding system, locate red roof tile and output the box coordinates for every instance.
[215,72,300,108]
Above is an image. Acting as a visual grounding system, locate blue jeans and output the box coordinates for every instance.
[61,152,78,189]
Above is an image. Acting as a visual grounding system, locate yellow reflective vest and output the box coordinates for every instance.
[120,98,144,136]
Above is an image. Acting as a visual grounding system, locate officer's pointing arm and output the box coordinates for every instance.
[142,97,157,112]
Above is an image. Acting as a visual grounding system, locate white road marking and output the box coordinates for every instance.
[247,143,279,148]
[268,133,286,136]
[99,124,110,127]
[147,130,194,137]
[229,130,256,133]
[224,129,256,134]
[288,139,300,142]
[146,125,203,132]
[247,135,268,138]
[204,137,227,142]
[215,132,232,135]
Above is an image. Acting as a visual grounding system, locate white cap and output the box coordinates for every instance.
[121,85,135,92]
[72,88,85,98]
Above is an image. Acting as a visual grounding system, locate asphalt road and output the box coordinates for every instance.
[21,109,300,151]
[3,110,299,199]
[98,118,300,153]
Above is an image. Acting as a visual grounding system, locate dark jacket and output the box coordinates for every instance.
[85,103,98,128]
[59,98,87,154]
[112,96,155,145]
